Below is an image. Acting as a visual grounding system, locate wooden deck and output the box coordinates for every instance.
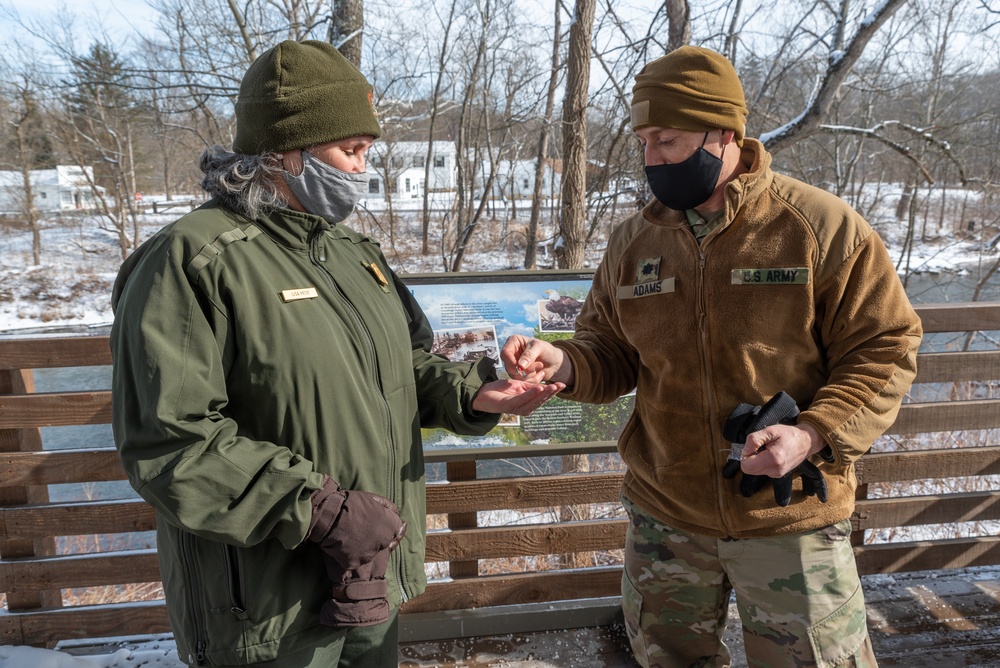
[398,567,1000,667]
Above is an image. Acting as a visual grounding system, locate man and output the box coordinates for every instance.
[501,45,921,667]
[111,40,562,667]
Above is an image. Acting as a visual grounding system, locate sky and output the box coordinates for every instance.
[0,0,156,49]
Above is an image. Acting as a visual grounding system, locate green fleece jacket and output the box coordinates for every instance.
[555,139,922,538]
[110,200,498,665]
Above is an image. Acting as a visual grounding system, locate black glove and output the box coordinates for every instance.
[307,476,407,627]
[721,391,828,507]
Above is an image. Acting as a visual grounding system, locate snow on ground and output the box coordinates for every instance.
[0,640,182,667]
[1,194,997,335]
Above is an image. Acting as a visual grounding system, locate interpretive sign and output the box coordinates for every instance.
[405,271,635,448]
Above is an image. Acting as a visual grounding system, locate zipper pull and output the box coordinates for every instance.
[195,640,208,664]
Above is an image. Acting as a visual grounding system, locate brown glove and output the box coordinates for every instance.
[307,476,407,627]
[319,534,406,627]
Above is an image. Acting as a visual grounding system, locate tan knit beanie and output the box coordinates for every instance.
[233,40,381,154]
[631,45,748,145]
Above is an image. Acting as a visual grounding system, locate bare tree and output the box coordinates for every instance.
[449,0,536,271]
[665,0,691,52]
[524,0,563,269]
[420,0,461,255]
[556,0,596,269]
[332,0,365,65]
[2,69,50,265]
[761,0,908,152]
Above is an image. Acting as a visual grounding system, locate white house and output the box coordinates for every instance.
[366,140,457,201]
[475,158,562,201]
[0,166,101,213]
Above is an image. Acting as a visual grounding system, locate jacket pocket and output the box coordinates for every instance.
[620,569,649,665]
[617,409,641,463]
[223,544,250,621]
[806,584,869,668]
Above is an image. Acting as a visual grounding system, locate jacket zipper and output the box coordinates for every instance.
[308,228,405,601]
[180,530,208,665]
[695,236,733,536]
[224,544,249,620]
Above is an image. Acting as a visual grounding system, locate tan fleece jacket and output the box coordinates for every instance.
[555,139,922,538]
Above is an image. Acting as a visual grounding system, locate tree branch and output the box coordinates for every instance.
[761,0,908,153]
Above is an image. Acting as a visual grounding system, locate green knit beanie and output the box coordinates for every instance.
[233,40,382,154]
[631,45,748,145]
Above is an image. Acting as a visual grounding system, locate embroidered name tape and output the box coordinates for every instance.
[617,277,675,300]
[731,267,810,285]
[280,287,319,302]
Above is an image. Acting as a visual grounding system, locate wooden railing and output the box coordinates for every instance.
[1,302,998,646]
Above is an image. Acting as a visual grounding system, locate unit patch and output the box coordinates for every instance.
[635,257,661,283]
[731,267,810,285]
[280,287,319,302]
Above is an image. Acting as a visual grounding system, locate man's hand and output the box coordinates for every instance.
[721,392,829,507]
[472,378,565,416]
[740,422,826,478]
[499,335,575,387]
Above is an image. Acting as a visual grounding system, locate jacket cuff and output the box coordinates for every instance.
[306,475,344,544]
[461,357,502,427]
[550,340,588,401]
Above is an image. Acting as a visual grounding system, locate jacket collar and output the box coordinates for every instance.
[248,204,368,249]
[641,138,774,231]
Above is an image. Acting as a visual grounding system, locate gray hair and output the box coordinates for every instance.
[199,145,287,220]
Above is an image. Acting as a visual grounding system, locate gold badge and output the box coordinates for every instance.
[363,261,390,293]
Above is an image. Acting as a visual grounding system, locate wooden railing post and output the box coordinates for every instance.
[0,367,62,639]
[852,481,869,548]
[446,459,479,578]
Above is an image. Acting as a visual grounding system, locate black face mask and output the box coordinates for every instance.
[644,132,724,210]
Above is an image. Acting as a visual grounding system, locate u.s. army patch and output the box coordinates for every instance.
[635,257,661,283]
[731,267,810,285]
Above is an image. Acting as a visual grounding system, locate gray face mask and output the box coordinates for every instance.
[283,150,370,224]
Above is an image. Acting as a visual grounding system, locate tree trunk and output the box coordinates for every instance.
[422,0,459,255]
[524,0,562,270]
[14,108,41,266]
[666,0,691,52]
[332,0,365,67]
[557,0,595,270]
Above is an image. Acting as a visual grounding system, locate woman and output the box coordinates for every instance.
[110,40,562,667]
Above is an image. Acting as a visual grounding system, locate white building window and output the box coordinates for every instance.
[434,155,446,168]
[413,156,425,168]
[369,178,380,194]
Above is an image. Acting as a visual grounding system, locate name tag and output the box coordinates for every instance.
[617,278,675,300]
[731,268,809,285]
[280,287,319,302]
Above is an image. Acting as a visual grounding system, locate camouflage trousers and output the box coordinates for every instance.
[621,496,878,668]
